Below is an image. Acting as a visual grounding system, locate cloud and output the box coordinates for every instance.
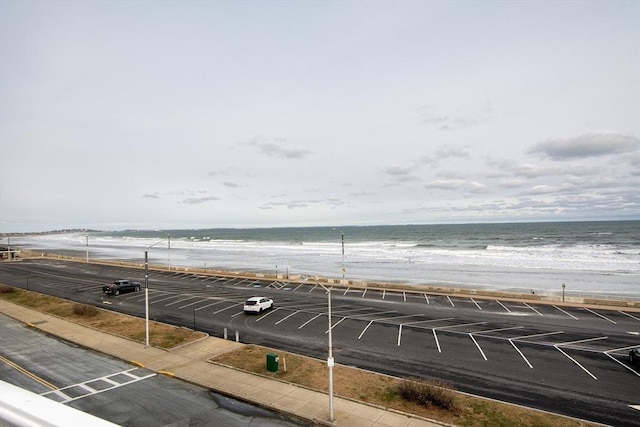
[223,181,241,188]
[243,136,311,159]
[420,145,470,165]
[425,179,466,190]
[143,193,161,199]
[527,132,638,160]
[180,196,220,205]
[384,166,419,182]
[418,103,493,131]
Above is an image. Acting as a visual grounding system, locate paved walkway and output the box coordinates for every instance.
[0,299,448,427]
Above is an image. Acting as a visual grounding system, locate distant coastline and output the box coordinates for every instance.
[0,229,99,238]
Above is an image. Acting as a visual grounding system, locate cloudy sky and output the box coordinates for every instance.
[1,0,638,232]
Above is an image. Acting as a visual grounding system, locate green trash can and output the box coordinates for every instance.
[266,352,279,373]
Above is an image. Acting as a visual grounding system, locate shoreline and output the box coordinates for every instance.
[12,249,640,310]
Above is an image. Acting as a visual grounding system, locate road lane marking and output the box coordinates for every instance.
[0,355,58,390]
[469,334,487,360]
[553,305,579,320]
[41,368,157,404]
[630,405,640,411]
[509,339,533,368]
[554,346,597,379]
[584,308,616,324]
[471,298,482,310]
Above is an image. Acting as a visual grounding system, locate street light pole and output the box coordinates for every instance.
[341,232,345,283]
[144,240,164,348]
[306,277,334,423]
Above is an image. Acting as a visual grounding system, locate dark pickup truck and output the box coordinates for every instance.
[103,279,141,296]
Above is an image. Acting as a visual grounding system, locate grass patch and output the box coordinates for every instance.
[397,377,457,411]
[214,345,597,427]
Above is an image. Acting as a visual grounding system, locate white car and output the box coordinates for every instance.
[243,296,274,314]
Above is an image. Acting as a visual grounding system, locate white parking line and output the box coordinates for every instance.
[433,330,441,352]
[496,300,510,313]
[275,310,300,325]
[476,326,524,334]
[619,311,640,322]
[358,321,374,339]
[255,308,280,321]
[166,296,197,307]
[553,305,579,320]
[397,324,403,346]
[584,308,617,324]
[299,314,322,329]
[513,331,564,340]
[603,349,640,377]
[469,334,487,360]
[382,290,386,299]
[362,289,367,298]
[195,300,227,311]
[436,321,486,330]
[424,294,429,304]
[343,287,350,296]
[211,303,242,315]
[403,292,407,302]
[446,296,455,307]
[179,299,205,309]
[508,339,533,368]
[471,298,482,310]
[327,317,346,333]
[523,302,543,316]
[554,346,597,380]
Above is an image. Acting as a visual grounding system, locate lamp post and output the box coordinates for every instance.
[85,235,89,263]
[144,240,165,348]
[304,276,334,423]
[340,232,345,283]
[562,283,566,302]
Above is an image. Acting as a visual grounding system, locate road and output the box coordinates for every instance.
[1,258,639,426]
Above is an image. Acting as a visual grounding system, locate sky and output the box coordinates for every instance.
[0,0,638,233]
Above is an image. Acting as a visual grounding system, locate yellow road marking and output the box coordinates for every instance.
[0,354,58,390]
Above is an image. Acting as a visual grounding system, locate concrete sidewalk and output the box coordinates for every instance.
[0,299,447,427]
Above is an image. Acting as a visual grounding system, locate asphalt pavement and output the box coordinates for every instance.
[0,298,447,427]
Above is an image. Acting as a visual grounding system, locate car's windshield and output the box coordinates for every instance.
[245,301,257,305]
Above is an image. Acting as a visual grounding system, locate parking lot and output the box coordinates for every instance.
[1,259,639,426]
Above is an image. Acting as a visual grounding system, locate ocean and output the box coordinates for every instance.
[9,221,640,299]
